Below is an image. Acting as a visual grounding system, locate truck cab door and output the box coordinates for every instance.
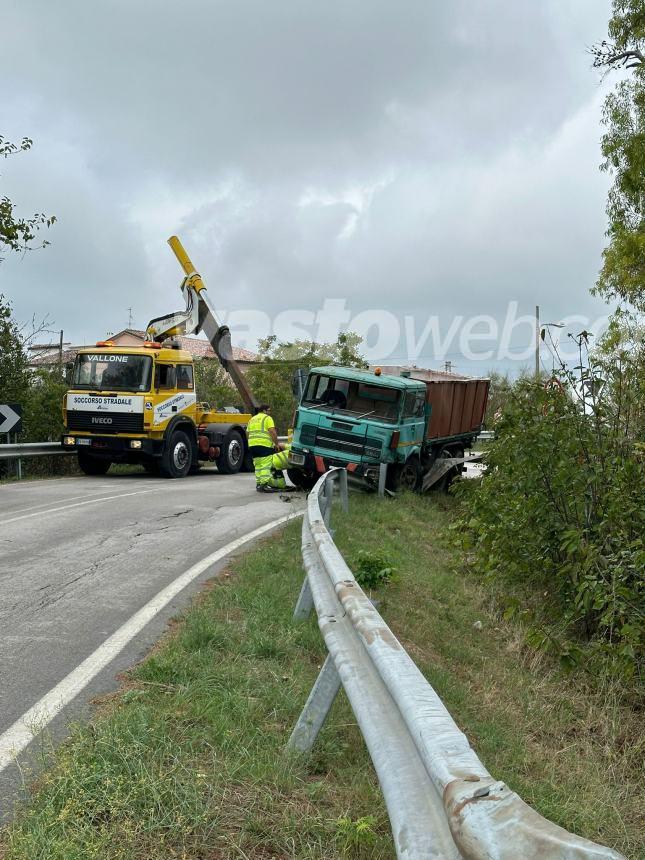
[400,390,426,452]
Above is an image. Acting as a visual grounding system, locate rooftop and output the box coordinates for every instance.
[29,329,258,366]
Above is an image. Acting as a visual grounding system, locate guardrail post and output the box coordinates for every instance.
[4,432,10,478]
[378,463,387,497]
[323,477,333,528]
[338,468,349,513]
[15,433,22,480]
[293,575,314,620]
[287,654,341,753]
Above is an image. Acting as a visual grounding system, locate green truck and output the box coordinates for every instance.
[287,365,489,491]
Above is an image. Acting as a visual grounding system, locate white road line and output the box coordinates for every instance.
[0,510,302,773]
[0,478,113,493]
[0,489,157,526]
[1,488,139,517]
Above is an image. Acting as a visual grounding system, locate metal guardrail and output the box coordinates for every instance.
[0,437,289,480]
[0,432,485,463]
[288,468,624,860]
[0,438,290,461]
[0,442,73,460]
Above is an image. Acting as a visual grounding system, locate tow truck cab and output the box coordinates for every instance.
[62,342,252,478]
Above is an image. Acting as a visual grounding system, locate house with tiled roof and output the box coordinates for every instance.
[106,329,258,365]
[29,329,258,374]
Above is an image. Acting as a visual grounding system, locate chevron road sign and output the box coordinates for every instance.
[0,404,22,435]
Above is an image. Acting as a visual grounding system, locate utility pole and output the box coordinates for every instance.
[58,329,64,372]
[535,305,540,379]
[127,307,133,329]
[444,360,452,373]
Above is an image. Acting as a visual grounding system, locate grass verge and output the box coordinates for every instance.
[1,493,642,859]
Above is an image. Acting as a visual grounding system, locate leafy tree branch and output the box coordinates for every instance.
[0,134,56,261]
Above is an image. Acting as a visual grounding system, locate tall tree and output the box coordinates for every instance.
[246,333,367,431]
[193,358,244,412]
[0,294,31,401]
[592,1,645,311]
[1,135,56,261]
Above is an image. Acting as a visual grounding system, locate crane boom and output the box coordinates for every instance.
[146,236,258,414]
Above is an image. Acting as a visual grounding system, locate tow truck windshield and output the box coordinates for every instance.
[72,353,152,392]
[303,373,401,422]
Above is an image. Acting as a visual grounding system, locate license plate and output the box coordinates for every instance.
[77,438,91,446]
[289,452,305,466]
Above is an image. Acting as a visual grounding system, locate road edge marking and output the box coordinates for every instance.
[0,489,158,526]
[1,487,140,518]
[0,510,303,772]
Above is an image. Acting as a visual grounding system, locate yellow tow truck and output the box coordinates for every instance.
[62,237,259,478]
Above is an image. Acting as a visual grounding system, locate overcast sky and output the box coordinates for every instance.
[1,0,614,374]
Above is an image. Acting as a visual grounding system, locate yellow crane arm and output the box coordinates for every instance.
[145,236,258,414]
[167,235,206,293]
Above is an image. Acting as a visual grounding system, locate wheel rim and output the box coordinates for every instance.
[228,439,242,466]
[400,462,418,489]
[173,441,189,470]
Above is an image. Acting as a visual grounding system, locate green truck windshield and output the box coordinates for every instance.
[303,373,401,423]
[72,353,152,392]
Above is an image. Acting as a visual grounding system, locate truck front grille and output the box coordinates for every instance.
[67,412,144,434]
[313,428,381,458]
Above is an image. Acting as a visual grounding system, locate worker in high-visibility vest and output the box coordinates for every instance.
[246,403,291,492]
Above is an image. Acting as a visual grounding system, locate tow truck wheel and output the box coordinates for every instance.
[160,429,193,479]
[216,430,244,474]
[78,451,111,476]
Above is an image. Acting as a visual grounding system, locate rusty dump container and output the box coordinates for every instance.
[406,369,490,441]
[375,366,490,440]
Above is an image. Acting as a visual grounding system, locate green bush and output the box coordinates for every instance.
[334,815,379,856]
[457,336,644,680]
[352,550,397,590]
[246,333,367,433]
[0,295,77,479]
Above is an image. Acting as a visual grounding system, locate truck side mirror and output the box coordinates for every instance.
[292,368,308,400]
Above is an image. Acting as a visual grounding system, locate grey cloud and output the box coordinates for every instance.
[0,0,614,372]
[3,0,600,176]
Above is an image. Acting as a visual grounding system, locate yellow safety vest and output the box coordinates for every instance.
[246,412,274,449]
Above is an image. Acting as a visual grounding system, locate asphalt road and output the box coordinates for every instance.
[0,469,304,820]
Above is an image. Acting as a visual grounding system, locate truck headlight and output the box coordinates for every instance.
[63,436,75,446]
[364,446,381,458]
[130,440,142,449]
